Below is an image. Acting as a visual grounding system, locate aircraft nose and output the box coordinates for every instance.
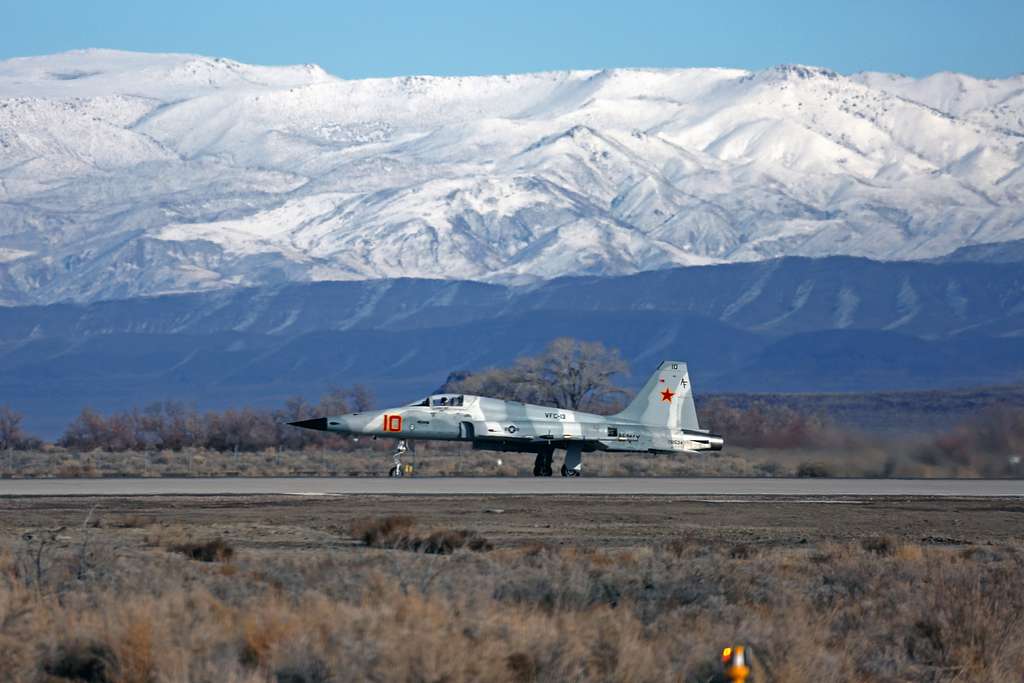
[288,417,329,431]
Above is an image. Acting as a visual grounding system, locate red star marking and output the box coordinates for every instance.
[660,388,675,402]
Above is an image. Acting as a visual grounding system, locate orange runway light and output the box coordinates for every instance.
[722,645,750,682]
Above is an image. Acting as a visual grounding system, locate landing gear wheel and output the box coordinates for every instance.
[560,464,580,478]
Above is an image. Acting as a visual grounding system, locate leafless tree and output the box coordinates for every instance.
[318,386,350,416]
[0,404,26,450]
[347,384,376,412]
[525,337,629,410]
[60,407,109,450]
[448,338,629,412]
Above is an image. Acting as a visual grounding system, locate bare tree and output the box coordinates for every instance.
[448,367,542,404]
[448,338,629,412]
[318,386,351,416]
[347,384,376,411]
[524,338,629,410]
[60,407,109,450]
[0,404,26,450]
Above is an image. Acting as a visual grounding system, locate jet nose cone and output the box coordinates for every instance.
[288,417,329,431]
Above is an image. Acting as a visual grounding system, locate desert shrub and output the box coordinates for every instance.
[275,657,331,683]
[505,652,538,683]
[900,559,1024,675]
[700,398,850,449]
[109,515,153,529]
[171,538,234,562]
[352,515,416,546]
[729,543,757,559]
[910,406,1024,476]
[352,516,491,554]
[861,535,896,556]
[797,461,833,478]
[416,529,493,554]
[43,640,117,683]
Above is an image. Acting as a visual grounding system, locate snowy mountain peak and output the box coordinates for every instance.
[0,49,336,100]
[752,64,841,82]
[1,51,1023,305]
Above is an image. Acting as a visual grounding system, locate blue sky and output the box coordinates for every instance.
[2,0,1022,78]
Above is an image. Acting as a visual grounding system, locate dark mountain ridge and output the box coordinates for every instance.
[2,256,1022,341]
[1,255,1022,438]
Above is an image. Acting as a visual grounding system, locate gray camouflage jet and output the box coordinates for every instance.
[290,361,724,477]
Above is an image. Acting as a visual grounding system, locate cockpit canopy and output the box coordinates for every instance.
[410,394,465,408]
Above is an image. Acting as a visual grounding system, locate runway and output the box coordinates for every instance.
[1,477,1023,497]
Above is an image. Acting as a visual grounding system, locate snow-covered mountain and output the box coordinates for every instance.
[1,49,1023,305]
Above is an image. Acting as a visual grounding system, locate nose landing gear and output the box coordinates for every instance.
[389,440,411,477]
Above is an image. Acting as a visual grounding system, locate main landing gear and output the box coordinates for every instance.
[533,445,583,477]
[533,447,554,477]
[389,440,411,477]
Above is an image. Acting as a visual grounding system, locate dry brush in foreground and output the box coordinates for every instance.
[1,514,1023,682]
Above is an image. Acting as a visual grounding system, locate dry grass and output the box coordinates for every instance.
[0,443,960,479]
[2,511,1024,682]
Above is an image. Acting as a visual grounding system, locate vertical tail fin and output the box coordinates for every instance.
[613,361,700,430]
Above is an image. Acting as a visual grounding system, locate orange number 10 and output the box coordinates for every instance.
[383,414,402,432]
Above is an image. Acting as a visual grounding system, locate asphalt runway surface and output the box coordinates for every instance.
[1,477,1023,497]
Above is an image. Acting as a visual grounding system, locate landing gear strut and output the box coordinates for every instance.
[532,447,554,477]
[561,444,582,477]
[389,440,409,477]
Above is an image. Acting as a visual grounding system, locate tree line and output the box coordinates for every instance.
[0,385,374,453]
[2,338,1023,462]
[443,338,855,449]
[1,338,636,452]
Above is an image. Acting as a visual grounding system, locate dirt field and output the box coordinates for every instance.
[3,494,1024,548]
[2,495,1023,682]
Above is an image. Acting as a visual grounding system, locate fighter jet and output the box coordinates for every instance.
[289,361,723,477]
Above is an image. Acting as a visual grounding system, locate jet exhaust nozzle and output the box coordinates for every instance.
[288,417,329,431]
